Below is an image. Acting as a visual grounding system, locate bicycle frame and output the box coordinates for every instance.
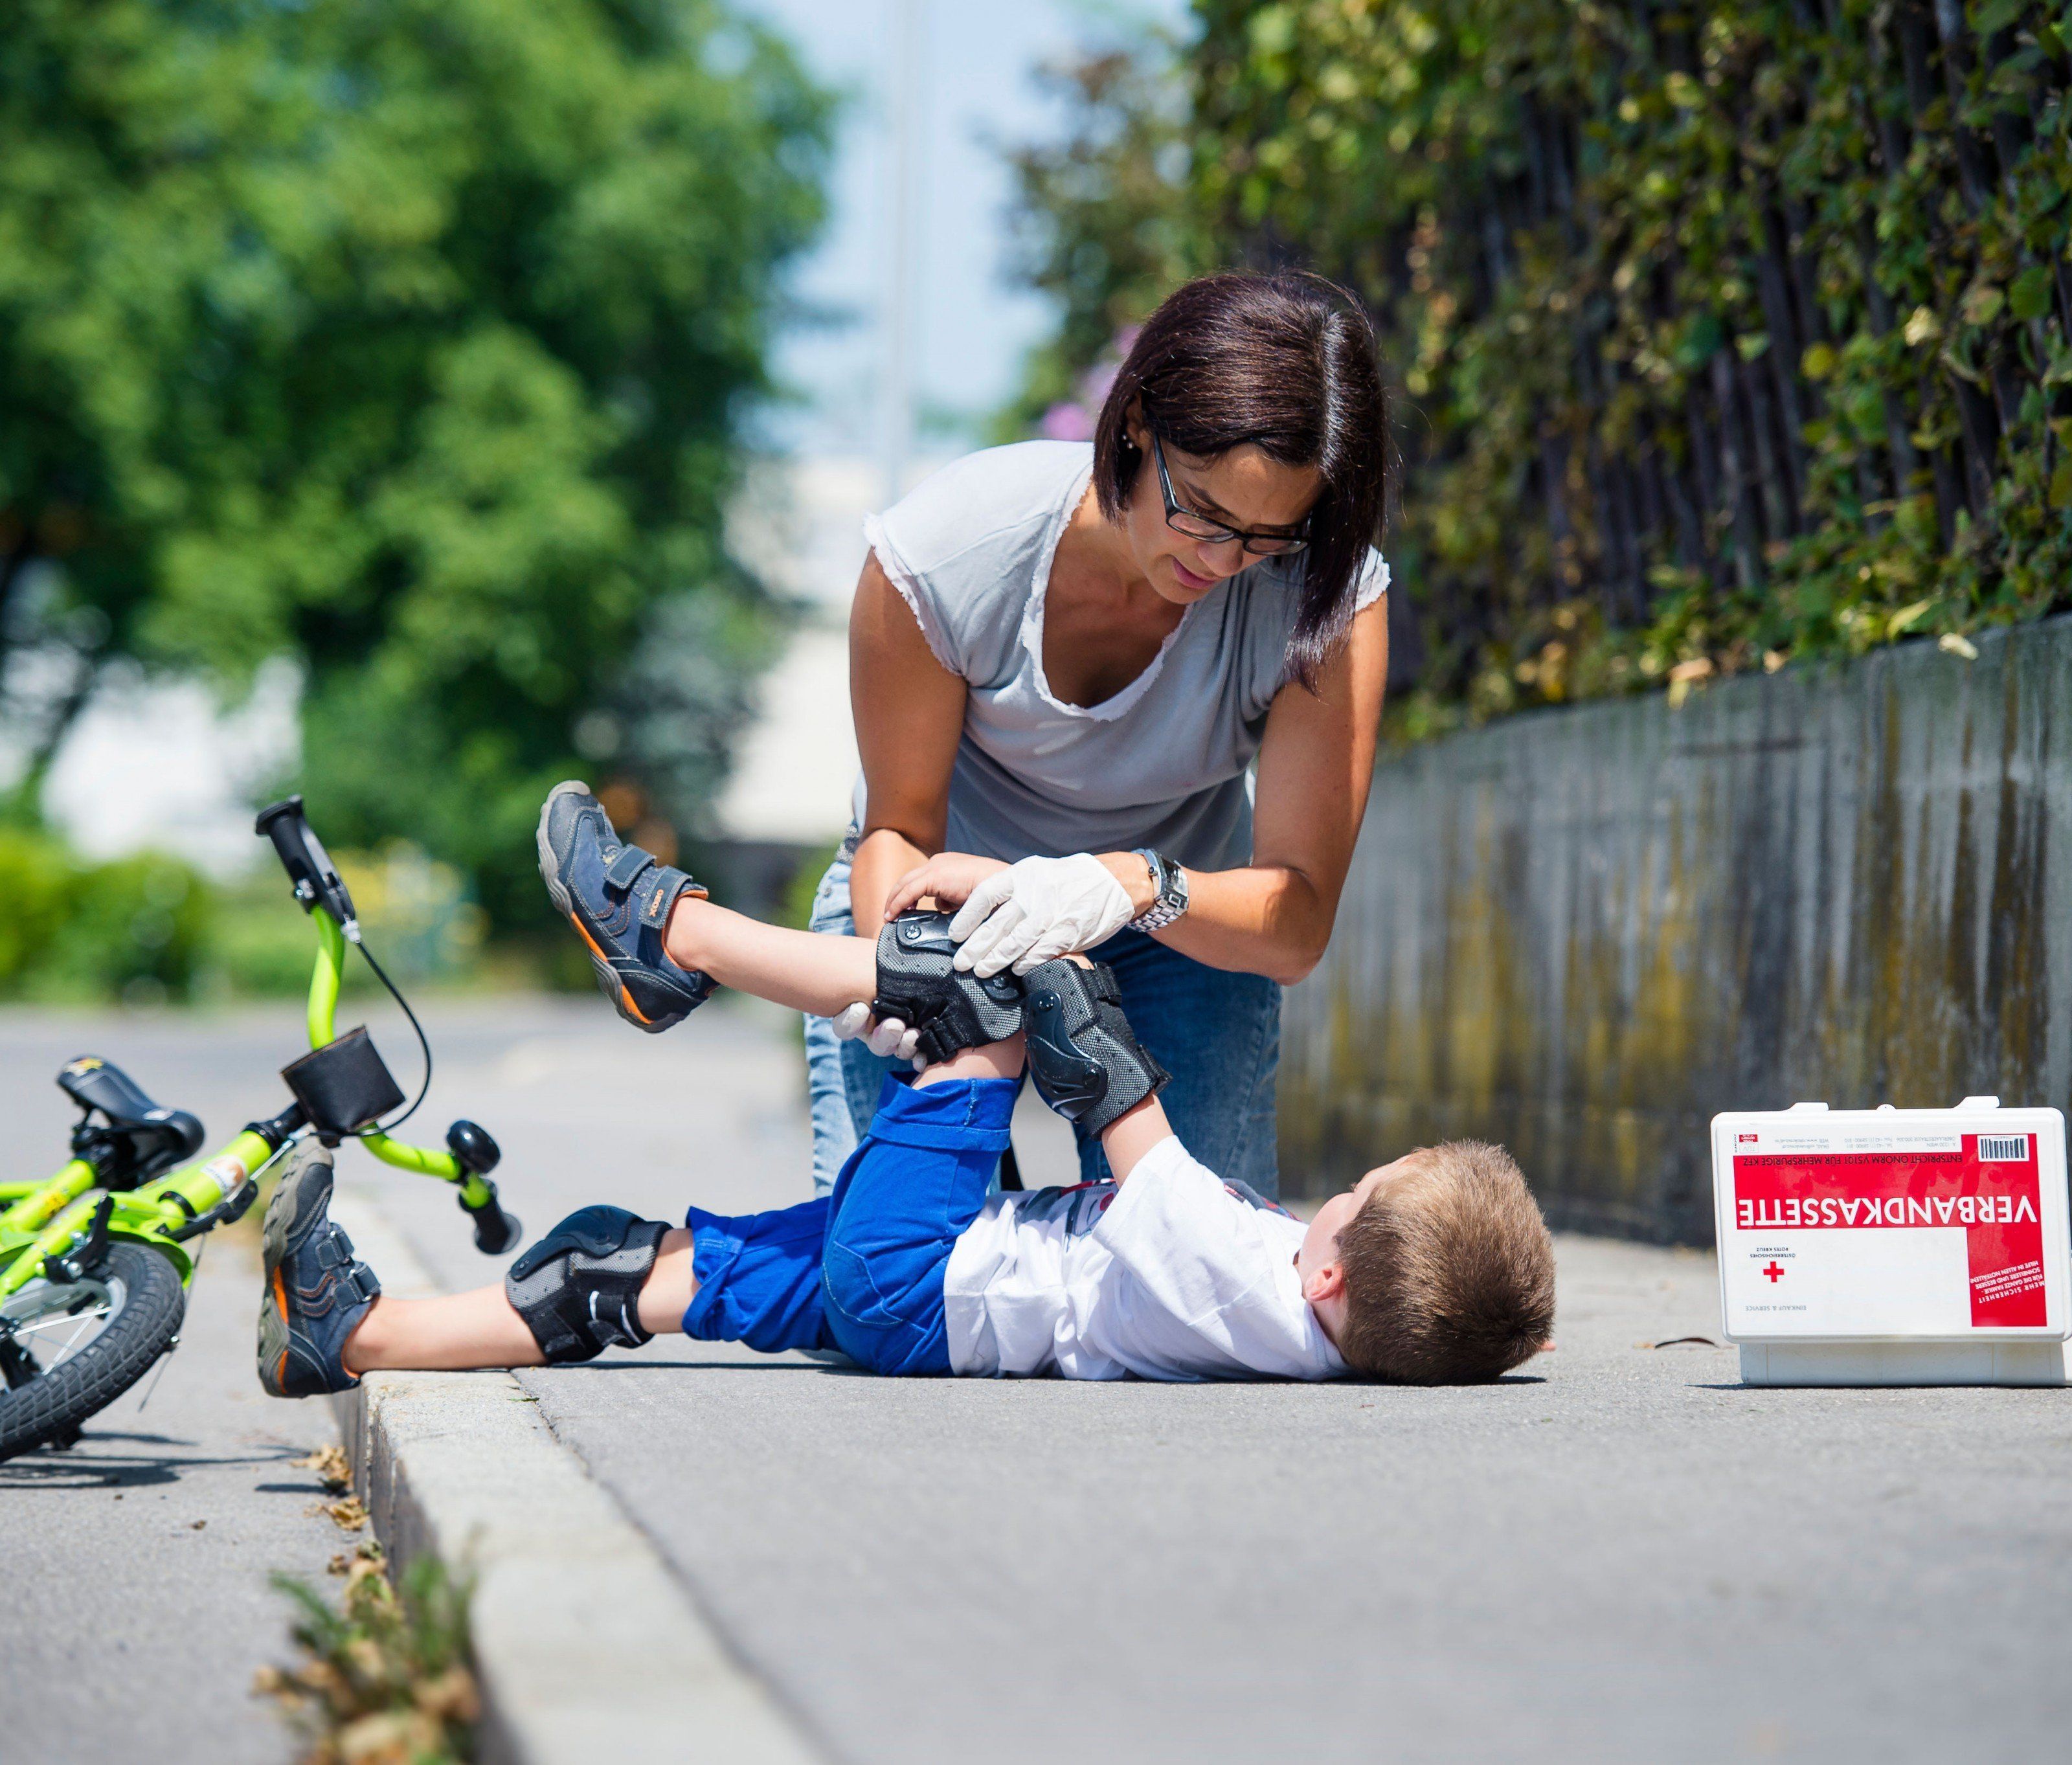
[0,830,503,1300]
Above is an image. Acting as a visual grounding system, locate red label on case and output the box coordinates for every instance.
[1732,1136,2045,1328]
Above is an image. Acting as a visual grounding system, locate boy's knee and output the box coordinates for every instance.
[505,1205,671,1363]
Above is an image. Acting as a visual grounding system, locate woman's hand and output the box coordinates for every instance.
[881,852,1010,919]
[947,853,1138,977]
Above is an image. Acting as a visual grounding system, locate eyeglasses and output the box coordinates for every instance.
[1147,427,1309,559]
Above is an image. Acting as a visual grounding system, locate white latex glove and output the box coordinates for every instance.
[948,852,1136,978]
[830,1001,922,1066]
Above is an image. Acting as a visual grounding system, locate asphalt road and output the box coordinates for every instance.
[10,995,2072,1764]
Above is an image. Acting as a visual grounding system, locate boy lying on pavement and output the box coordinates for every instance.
[256,786,1554,1393]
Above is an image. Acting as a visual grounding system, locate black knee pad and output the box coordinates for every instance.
[872,911,1025,1065]
[1020,958,1169,1136]
[504,1205,670,1364]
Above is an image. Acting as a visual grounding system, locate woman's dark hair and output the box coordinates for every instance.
[1092,271,1389,686]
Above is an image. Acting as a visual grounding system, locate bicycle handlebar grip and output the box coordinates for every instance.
[460,1180,523,1256]
[254,796,357,926]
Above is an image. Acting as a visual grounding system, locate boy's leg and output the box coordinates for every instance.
[816,1037,1026,1377]
[541,782,1019,1054]
[258,1140,697,1391]
[662,895,879,1018]
[342,1230,697,1373]
[260,1138,841,1389]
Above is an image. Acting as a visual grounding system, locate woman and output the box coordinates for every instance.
[808,270,1391,1199]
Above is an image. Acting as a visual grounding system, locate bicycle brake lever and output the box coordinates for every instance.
[49,1197,115,1283]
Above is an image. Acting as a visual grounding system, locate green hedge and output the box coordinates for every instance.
[0,829,486,1004]
[1012,2,2072,723]
[0,831,212,1003]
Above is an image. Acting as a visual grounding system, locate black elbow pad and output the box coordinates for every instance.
[1020,958,1168,1136]
[872,911,1026,1065]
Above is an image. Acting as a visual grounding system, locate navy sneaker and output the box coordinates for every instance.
[256,1140,380,1398]
[537,781,715,1033]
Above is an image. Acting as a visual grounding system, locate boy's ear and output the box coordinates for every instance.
[1301,1260,1346,1305]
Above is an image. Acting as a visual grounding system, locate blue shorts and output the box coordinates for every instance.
[679,1075,1017,1376]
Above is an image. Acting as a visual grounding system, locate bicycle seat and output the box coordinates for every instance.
[57,1056,205,1179]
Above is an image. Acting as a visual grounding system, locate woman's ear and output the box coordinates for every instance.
[1121,399,1147,455]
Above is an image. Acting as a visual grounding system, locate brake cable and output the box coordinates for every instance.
[346,929,434,1139]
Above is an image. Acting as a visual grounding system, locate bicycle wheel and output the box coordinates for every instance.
[0,1242,186,1462]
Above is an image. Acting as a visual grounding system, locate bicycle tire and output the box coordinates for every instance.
[0,1243,185,1463]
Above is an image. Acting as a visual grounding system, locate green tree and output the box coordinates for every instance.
[995,41,1200,440]
[0,0,828,923]
[1006,2,2072,730]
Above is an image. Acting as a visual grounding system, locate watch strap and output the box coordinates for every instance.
[1128,848,1188,932]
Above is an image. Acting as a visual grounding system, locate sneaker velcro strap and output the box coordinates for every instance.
[603,844,656,895]
[343,1263,382,1305]
[313,1231,356,1270]
[637,872,682,927]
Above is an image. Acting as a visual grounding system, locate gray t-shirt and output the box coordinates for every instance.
[862,441,1389,871]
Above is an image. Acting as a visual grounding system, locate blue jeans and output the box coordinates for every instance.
[804,840,1283,1198]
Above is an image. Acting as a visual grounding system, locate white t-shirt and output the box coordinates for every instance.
[942,1136,1347,1382]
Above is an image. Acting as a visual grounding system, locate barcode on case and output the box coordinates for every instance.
[1978,1135,2031,1162]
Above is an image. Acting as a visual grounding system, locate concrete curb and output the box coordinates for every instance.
[328,1192,819,1765]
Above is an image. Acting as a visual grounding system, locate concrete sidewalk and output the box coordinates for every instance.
[343,996,2072,1765]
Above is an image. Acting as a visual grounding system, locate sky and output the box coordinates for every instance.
[736,0,1189,461]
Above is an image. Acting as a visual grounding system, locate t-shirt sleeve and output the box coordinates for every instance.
[1091,1138,1343,1379]
[862,504,962,675]
[1233,546,1391,723]
[861,441,1089,686]
[1351,546,1391,613]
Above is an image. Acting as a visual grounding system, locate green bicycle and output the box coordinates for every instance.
[0,796,522,1461]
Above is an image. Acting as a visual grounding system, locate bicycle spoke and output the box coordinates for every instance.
[10,1304,114,1338]
[2,1275,122,1376]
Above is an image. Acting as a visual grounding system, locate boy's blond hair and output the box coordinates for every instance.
[1333,1141,1555,1382]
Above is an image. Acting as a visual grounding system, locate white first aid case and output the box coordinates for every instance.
[1710,1097,2071,1386]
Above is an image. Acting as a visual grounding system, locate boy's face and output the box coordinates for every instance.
[1296,1152,1427,1341]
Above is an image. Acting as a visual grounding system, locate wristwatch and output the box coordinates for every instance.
[1129,848,1190,933]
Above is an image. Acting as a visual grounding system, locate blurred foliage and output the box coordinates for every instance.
[0,0,829,925]
[0,815,490,1004]
[1006,2,2072,727]
[993,41,1200,442]
[0,827,212,1004]
[212,842,488,998]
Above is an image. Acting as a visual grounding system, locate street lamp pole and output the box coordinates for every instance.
[883,0,923,509]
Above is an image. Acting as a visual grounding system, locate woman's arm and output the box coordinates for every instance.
[1132,596,1388,985]
[847,552,969,932]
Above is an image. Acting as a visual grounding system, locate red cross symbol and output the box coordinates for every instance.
[1762,1261,1785,1283]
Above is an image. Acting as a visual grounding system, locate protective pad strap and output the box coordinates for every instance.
[872,912,1025,1065]
[505,1205,671,1364]
[1020,958,1169,1136]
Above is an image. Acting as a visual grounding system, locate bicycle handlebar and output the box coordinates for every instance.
[284,811,521,1256]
